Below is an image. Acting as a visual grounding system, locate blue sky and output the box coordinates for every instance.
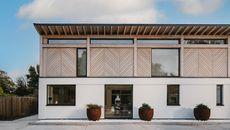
[0,0,230,80]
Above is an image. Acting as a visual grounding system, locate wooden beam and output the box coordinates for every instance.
[83,26,86,35]
[41,26,48,35]
[55,26,60,35]
[48,26,54,35]
[90,26,93,35]
[200,26,210,35]
[213,27,224,35]
[162,26,169,35]
[194,26,203,35]
[186,26,196,35]
[123,26,127,35]
[97,26,99,35]
[181,26,190,35]
[136,26,140,35]
[76,26,80,35]
[110,26,113,35]
[142,26,148,35]
[149,26,154,35]
[117,26,120,35]
[130,26,133,35]
[62,26,67,35]
[167,26,175,35]
[220,27,230,35]
[207,26,217,35]
[69,26,74,35]
[155,26,161,35]
[104,26,106,35]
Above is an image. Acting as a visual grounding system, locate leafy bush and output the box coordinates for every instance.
[195,104,210,109]
[0,86,4,96]
[87,104,102,109]
[140,103,152,109]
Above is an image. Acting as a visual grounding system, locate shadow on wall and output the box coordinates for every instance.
[174,107,194,119]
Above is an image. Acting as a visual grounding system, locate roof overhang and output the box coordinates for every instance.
[34,23,230,36]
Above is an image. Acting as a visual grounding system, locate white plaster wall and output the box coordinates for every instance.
[39,78,230,119]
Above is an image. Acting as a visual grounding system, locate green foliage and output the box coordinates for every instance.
[0,86,4,96]
[0,70,15,94]
[26,65,39,96]
[15,76,30,96]
[195,104,210,109]
[87,104,102,109]
[140,103,152,109]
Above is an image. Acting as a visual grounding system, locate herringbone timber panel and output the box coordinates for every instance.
[184,48,228,77]
[137,49,151,77]
[44,48,62,77]
[212,49,227,77]
[90,48,134,77]
[61,48,76,77]
[104,48,119,76]
[199,49,212,77]
[119,48,134,76]
[184,49,199,77]
[90,48,105,76]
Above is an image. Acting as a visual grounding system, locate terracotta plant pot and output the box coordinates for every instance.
[87,108,101,121]
[194,108,210,121]
[139,108,154,121]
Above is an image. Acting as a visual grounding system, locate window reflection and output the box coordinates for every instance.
[167,85,179,105]
[152,49,179,77]
[48,39,87,44]
[77,49,87,77]
[137,39,179,44]
[184,39,226,44]
[91,39,133,44]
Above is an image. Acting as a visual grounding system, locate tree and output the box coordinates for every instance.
[15,76,29,96]
[0,70,15,94]
[0,86,4,96]
[26,65,39,95]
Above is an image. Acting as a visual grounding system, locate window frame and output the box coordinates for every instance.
[167,85,180,106]
[151,48,180,77]
[184,39,227,45]
[90,38,134,45]
[216,84,224,106]
[77,48,87,77]
[46,85,76,106]
[48,38,87,44]
[137,39,180,44]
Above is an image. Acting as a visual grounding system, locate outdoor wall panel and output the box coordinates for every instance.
[212,49,227,77]
[184,49,199,77]
[90,48,134,77]
[137,49,151,77]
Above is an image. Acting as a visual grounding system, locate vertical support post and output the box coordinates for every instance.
[134,37,137,77]
[180,37,184,77]
[228,37,230,77]
[87,36,91,77]
[40,36,43,77]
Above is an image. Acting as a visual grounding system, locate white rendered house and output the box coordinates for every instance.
[35,24,230,119]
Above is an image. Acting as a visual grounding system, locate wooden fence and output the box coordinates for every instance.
[0,96,38,120]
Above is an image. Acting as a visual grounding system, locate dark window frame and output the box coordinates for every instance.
[77,48,87,77]
[216,84,224,106]
[90,38,134,44]
[184,39,227,45]
[151,48,180,77]
[46,84,76,106]
[137,39,180,44]
[48,38,87,44]
[167,85,180,106]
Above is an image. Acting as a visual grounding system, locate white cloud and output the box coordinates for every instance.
[8,69,25,82]
[17,0,161,23]
[175,0,223,16]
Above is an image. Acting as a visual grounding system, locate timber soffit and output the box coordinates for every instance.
[34,23,230,36]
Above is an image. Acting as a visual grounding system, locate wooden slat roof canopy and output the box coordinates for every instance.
[34,23,230,36]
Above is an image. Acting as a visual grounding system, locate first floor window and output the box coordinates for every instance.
[47,85,75,105]
[77,48,87,77]
[216,85,224,106]
[167,85,180,106]
[152,49,179,77]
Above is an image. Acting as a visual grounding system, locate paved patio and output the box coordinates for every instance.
[1,115,230,130]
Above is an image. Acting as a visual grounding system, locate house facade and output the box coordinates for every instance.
[35,24,230,119]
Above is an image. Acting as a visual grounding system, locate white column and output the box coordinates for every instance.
[180,37,184,77]
[87,37,90,77]
[134,37,137,77]
[228,37,230,77]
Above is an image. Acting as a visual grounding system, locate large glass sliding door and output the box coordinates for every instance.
[105,85,133,119]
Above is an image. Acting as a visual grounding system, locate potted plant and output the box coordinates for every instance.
[194,104,211,121]
[138,103,154,121]
[86,104,102,121]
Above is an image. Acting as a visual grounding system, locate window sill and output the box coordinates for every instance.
[46,104,75,106]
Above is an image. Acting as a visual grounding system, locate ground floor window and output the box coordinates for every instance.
[47,85,75,106]
[216,85,224,106]
[167,85,180,106]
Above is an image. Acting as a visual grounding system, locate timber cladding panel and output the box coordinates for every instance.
[184,48,227,77]
[137,48,151,77]
[90,48,134,77]
[42,48,76,77]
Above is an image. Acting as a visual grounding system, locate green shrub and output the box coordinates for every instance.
[87,104,102,109]
[140,103,152,109]
[0,86,4,96]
